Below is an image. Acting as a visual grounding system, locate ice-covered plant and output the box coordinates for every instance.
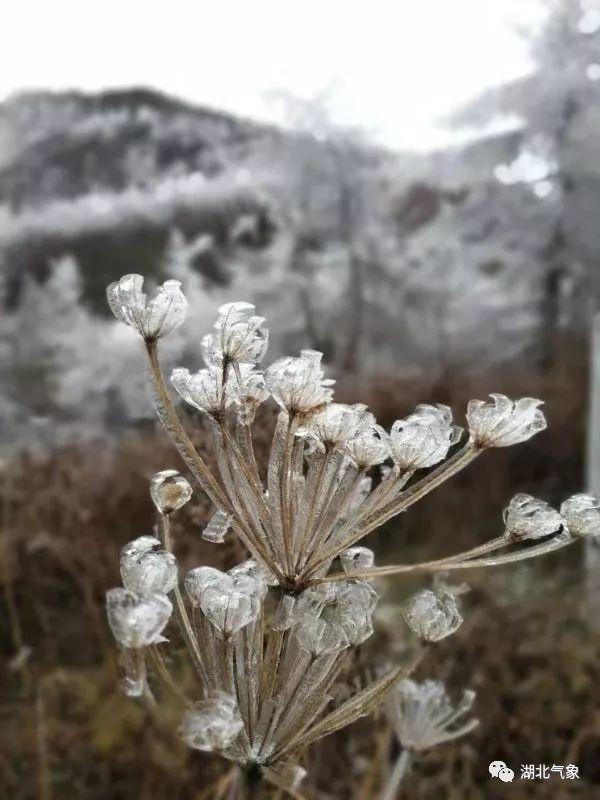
[381,679,478,800]
[104,274,600,796]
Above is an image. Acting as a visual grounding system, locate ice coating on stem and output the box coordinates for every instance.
[202,509,232,543]
[106,274,187,341]
[150,470,192,515]
[390,404,461,471]
[403,589,462,642]
[178,692,243,751]
[467,394,546,448]
[386,679,478,751]
[503,494,566,541]
[120,535,177,595]
[201,302,269,367]
[105,588,173,648]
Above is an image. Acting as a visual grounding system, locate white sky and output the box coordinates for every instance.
[0,0,547,151]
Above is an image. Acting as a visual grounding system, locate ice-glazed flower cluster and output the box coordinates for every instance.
[103,275,600,792]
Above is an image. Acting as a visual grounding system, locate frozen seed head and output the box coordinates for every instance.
[178,692,243,752]
[228,558,276,589]
[184,565,265,635]
[386,679,478,751]
[229,365,270,424]
[294,580,378,654]
[466,393,546,448]
[106,274,187,341]
[403,589,462,642]
[106,588,172,648]
[503,494,566,541]
[296,403,368,450]
[390,404,462,471]
[171,366,232,415]
[201,301,269,367]
[345,417,390,468]
[120,535,177,595]
[150,470,192,515]
[560,494,600,538]
[265,350,335,415]
[340,546,375,575]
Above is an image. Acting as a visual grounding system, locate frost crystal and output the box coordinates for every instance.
[106,273,187,341]
[105,588,173,648]
[403,589,462,642]
[201,302,269,366]
[265,350,334,414]
[389,404,461,471]
[560,494,600,538]
[386,679,478,751]
[184,565,264,634]
[503,494,566,540]
[466,393,546,448]
[340,546,375,575]
[178,692,243,751]
[150,470,192,515]
[171,366,232,415]
[202,509,232,543]
[120,535,177,595]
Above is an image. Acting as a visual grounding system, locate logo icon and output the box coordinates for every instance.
[489,761,515,783]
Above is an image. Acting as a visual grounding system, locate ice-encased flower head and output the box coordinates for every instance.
[106,274,187,341]
[466,393,546,448]
[150,470,192,515]
[403,588,462,642]
[560,494,600,538]
[184,565,265,635]
[178,692,243,752]
[120,535,178,595]
[390,404,462,471]
[201,301,269,366]
[340,546,375,575]
[386,679,478,751]
[229,365,270,423]
[265,350,335,415]
[296,403,367,450]
[106,588,173,648]
[345,415,390,468]
[503,494,566,541]
[293,580,378,654]
[171,367,232,415]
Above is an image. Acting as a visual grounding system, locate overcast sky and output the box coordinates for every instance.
[1,0,546,151]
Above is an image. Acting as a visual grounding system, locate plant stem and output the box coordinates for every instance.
[301,445,480,579]
[156,512,207,684]
[315,532,574,583]
[145,341,230,510]
[380,749,412,800]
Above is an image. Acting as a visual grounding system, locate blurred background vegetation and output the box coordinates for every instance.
[3,0,600,797]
